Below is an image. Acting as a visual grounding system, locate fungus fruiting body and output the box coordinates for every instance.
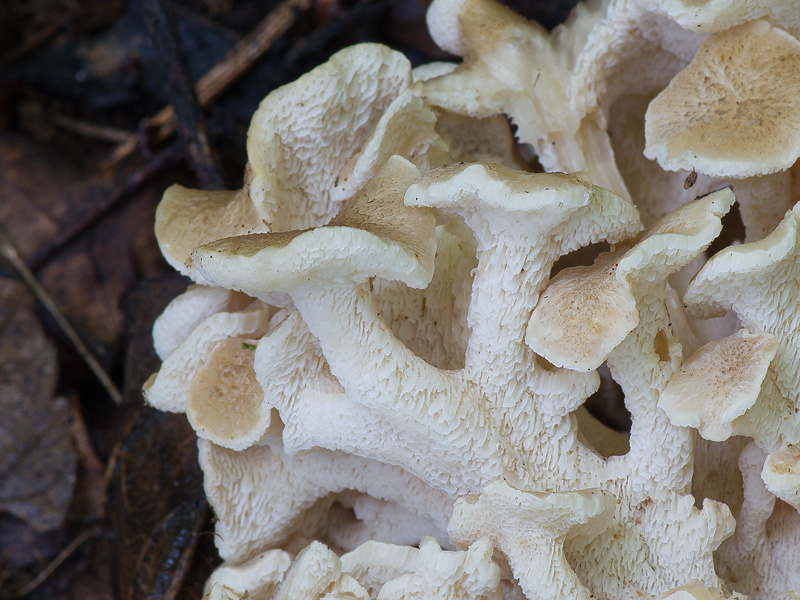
[146,0,800,598]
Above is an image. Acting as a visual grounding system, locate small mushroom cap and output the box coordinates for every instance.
[193,156,435,295]
[155,184,267,283]
[762,444,800,508]
[637,0,800,40]
[449,482,614,600]
[143,302,271,414]
[684,201,800,320]
[406,163,628,226]
[526,252,638,372]
[526,188,734,371]
[152,286,252,360]
[658,329,778,441]
[186,334,275,450]
[204,549,293,600]
[451,481,614,541]
[247,44,411,230]
[644,20,800,178]
[328,88,450,206]
[341,537,501,600]
[271,541,370,600]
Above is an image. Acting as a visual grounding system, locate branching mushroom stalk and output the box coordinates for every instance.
[144,0,800,597]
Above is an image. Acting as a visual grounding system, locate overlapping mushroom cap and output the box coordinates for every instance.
[144,1,800,599]
[645,20,800,179]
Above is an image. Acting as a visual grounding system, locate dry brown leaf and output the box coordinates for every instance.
[0,277,76,532]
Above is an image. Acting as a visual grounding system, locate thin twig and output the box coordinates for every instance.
[0,230,123,405]
[144,0,224,189]
[284,0,393,64]
[28,142,184,270]
[105,0,311,168]
[51,113,134,144]
[0,15,70,65]
[10,525,100,599]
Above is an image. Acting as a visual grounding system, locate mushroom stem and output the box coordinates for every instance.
[714,443,775,596]
[542,114,631,202]
[290,280,521,495]
[448,482,614,600]
[462,228,553,397]
[200,440,454,564]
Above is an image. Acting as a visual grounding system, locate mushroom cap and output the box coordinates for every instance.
[155,184,268,283]
[204,549,293,600]
[406,163,633,233]
[450,481,615,545]
[341,537,501,600]
[684,201,800,320]
[526,188,734,371]
[644,20,800,178]
[449,482,615,600]
[658,329,778,441]
[655,580,734,600]
[526,252,638,372]
[637,0,800,40]
[762,444,800,508]
[193,156,435,295]
[143,302,272,414]
[271,541,370,600]
[185,334,275,450]
[152,286,252,360]
[247,44,411,231]
[328,88,450,207]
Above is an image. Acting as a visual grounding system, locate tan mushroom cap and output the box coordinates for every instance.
[193,156,435,295]
[143,302,272,414]
[247,44,412,231]
[186,334,276,450]
[637,0,800,40]
[680,203,800,452]
[658,329,778,441]
[644,20,800,179]
[155,183,267,283]
[406,163,627,223]
[526,252,638,372]
[762,443,800,508]
[526,188,734,371]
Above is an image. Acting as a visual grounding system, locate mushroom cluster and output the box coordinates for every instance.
[145,0,800,599]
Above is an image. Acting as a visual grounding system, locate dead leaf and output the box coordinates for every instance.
[0,514,66,570]
[110,408,206,600]
[0,277,76,532]
[108,277,205,600]
[67,395,106,522]
[0,134,114,263]
[35,177,174,351]
[132,492,207,600]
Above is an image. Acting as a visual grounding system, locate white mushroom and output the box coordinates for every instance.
[142,1,800,597]
[645,20,800,240]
